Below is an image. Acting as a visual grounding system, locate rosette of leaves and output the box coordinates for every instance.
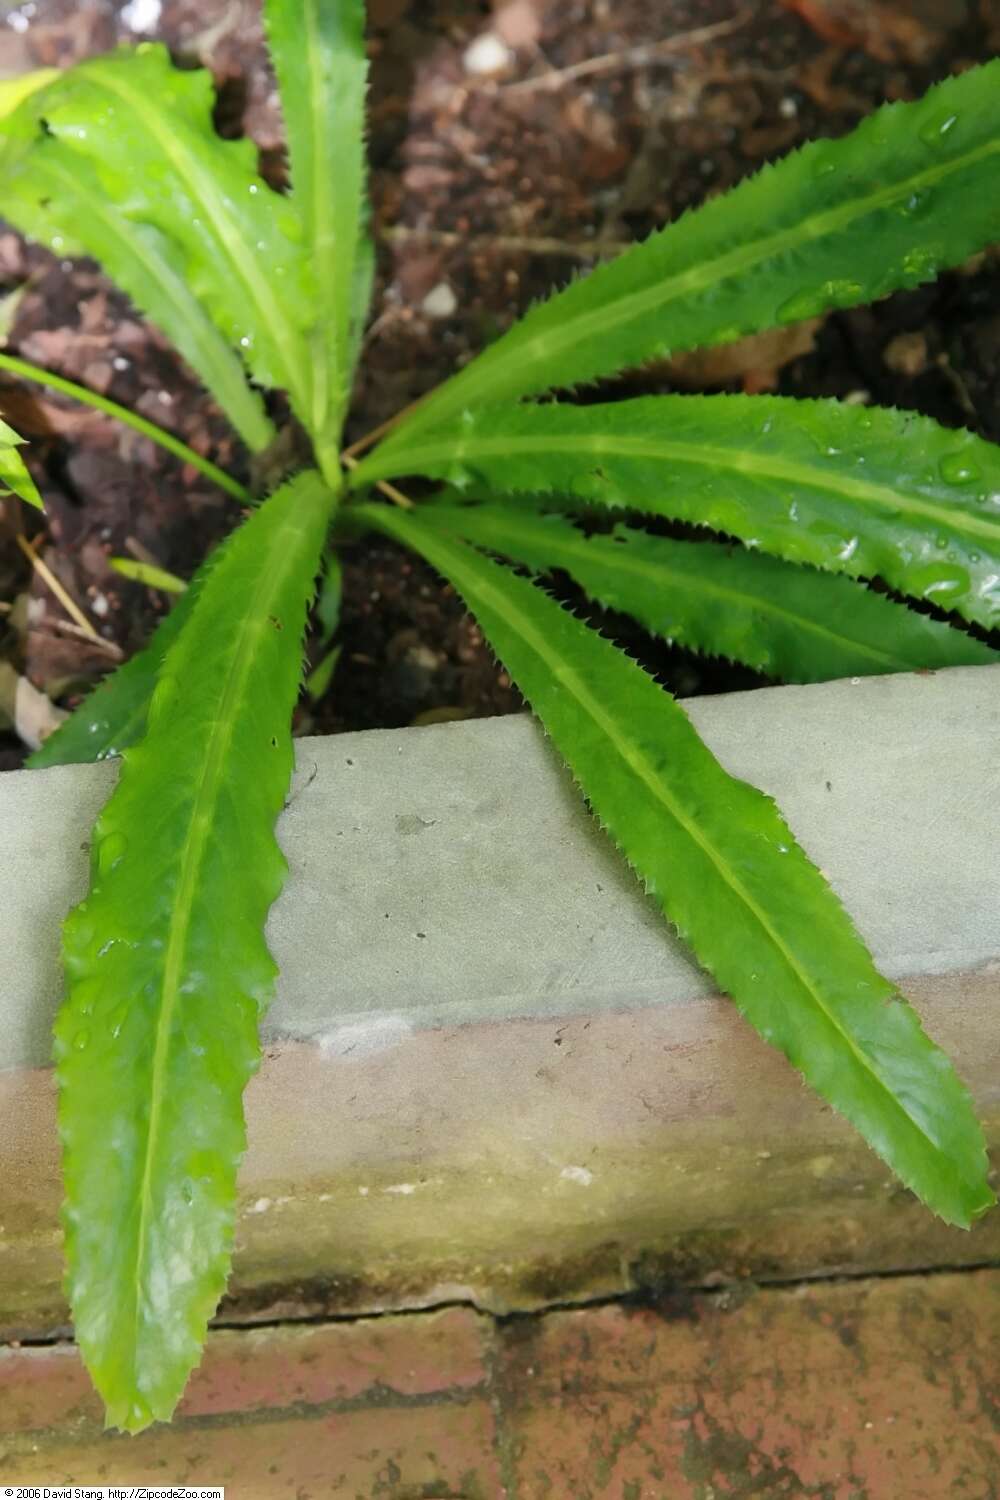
[3,0,998,1431]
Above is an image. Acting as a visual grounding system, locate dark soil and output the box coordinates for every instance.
[1,0,999,769]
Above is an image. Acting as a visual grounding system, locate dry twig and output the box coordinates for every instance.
[16,532,102,642]
[500,8,753,95]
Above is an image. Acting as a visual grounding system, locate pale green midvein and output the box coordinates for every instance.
[128,492,325,1374]
[375,513,950,1157]
[89,64,312,423]
[304,0,334,439]
[459,520,912,667]
[396,135,1000,428]
[37,156,273,453]
[360,433,1000,547]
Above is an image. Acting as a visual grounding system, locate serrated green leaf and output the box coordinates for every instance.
[0,156,273,456]
[355,394,1000,631]
[376,60,1000,451]
[0,48,319,447]
[304,549,343,700]
[348,229,375,377]
[55,470,335,1432]
[314,549,343,651]
[305,643,341,700]
[0,67,58,120]
[265,0,369,456]
[360,502,993,1227]
[419,502,997,681]
[30,535,334,771]
[0,414,42,508]
[4,148,273,452]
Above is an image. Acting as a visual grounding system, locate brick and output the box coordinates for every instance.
[0,1308,501,1497]
[2,1407,502,1497]
[496,1267,1000,1498]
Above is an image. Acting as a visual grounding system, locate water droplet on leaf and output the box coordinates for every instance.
[939,453,979,485]
[911,561,970,601]
[97,831,128,876]
[919,111,958,147]
[898,190,929,218]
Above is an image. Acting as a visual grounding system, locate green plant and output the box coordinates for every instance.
[2,3,998,1432]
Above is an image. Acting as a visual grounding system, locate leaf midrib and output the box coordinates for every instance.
[458,516,910,669]
[374,431,1000,548]
[403,134,1000,425]
[303,0,335,439]
[36,156,272,453]
[127,498,317,1381]
[88,63,311,420]
[397,517,956,1171]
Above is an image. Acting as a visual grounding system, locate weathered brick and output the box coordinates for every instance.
[4,1273,999,1495]
[0,1307,502,1496]
[3,1407,502,1497]
[496,1267,1000,1498]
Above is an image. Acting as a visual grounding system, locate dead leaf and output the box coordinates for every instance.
[0,658,66,750]
[663,319,823,390]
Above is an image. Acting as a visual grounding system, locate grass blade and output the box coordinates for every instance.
[0,352,252,500]
[0,415,42,509]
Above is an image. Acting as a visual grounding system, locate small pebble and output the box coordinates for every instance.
[121,0,162,32]
[883,331,929,378]
[463,32,514,76]
[422,281,458,319]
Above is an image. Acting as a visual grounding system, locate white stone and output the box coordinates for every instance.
[120,0,162,33]
[421,281,458,320]
[463,32,514,77]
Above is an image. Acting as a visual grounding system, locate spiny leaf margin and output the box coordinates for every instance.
[0,48,318,446]
[357,501,994,1229]
[354,393,1000,631]
[418,501,998,681]
[376,59,1000,451]
[29,560,208,769]
[55,470,335,1432]
[264,0,370,454]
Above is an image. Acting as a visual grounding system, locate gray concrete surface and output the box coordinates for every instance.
[2,666,1000,1333]
[6,664,1000,1071]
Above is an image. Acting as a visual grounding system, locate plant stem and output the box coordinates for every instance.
[341,452,413,509]
[340,389,432,464]
[315,436,346,493]
[0,352,252,504]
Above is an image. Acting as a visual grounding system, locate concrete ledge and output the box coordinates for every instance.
[2,667,999,1335]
